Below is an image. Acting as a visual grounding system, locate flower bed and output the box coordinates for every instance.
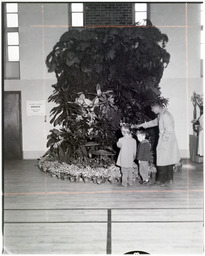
[37,157,128,184]
[37,158,159,185]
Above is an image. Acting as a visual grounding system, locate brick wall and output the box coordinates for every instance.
[85,2,133,26]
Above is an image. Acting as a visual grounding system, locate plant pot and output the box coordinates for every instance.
[75,176,80,182]
[83,177,91,183]
[109,178,118,184]
[79,177,84,182]
[70,176,75,182]
[63,174,69,181]
[96,178,103,184]
[101,177,107,183]
[92,177,97,183]
[60,173,65,180]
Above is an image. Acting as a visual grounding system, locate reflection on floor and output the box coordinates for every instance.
[3,159,204,254]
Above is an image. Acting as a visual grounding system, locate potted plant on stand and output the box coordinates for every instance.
[190,91,203,163]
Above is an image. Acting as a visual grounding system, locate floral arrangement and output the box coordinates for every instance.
[74,84,117,138]
[37,157,122,184]
[191,91,203,133]
[191,91,203,119]
[191,91,203,110]
[36,157,162,185]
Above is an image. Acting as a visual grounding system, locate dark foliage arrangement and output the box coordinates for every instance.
[45,21,170,164]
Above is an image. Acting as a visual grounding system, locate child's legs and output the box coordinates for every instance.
[121,167,128,186]
[139,161,149,181]
[127,167,133,185]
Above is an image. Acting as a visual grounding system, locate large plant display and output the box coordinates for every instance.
[38,21,169,183]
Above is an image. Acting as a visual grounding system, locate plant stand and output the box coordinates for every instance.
[92,149,115,161]
[84,141,100,158]
[189,134,203,163]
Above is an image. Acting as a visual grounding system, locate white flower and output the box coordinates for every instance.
[66,127,71,133]
[88,128,94,135]
[76,115,83,121]
[84,98,93,107]
[93,97,99,105]
[75,93,85,105]
[96,83,102,96]
[53,143,58,149]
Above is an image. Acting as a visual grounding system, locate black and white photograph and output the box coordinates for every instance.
[1,0,204,254]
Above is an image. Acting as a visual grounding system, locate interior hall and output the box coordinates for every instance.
[2,1,204,254]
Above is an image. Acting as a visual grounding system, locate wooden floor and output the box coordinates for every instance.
[2,159,204,254]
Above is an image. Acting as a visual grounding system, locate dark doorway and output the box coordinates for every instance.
[3,91,22,160]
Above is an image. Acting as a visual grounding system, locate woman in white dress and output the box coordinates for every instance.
[132,102,180,186]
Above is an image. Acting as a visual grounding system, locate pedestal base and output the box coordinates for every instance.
[189,134,203,163]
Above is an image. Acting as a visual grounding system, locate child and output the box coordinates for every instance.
[116,124,137,187]
[136,129,152,184]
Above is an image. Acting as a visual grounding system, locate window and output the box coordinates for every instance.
[71,3,84,27]
[6,3,19,62]
[7,32,19,61]
[134,3,147,26]
[4,3,20,79]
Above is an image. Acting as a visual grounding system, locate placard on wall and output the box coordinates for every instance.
[27,100,45,116]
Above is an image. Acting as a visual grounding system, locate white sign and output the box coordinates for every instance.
[27,100,45,116]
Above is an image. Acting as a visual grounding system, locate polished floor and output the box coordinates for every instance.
[2,159,204,254]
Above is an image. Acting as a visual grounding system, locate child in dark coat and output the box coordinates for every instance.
[136,129,152,184]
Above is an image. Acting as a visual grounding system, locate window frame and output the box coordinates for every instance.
[134,3,149,26]
[71,3,84,27]
[3,3,20,79]
[5,3,20,62]
[7,31,19,62]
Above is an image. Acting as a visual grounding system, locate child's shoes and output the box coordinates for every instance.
[139,179,149,185]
